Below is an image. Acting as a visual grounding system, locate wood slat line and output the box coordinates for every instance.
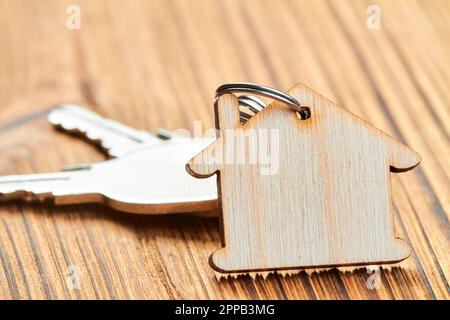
[1,217,33,299]
[0,0,448,299]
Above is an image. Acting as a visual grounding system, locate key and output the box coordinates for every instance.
[0,98,265,214]
[0,137,216,213]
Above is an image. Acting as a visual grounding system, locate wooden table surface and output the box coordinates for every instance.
[0,0,448,300]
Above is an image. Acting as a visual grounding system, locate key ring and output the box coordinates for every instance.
[216,82,311,120]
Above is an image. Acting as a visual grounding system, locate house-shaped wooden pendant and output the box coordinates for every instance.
[186,83,421,274]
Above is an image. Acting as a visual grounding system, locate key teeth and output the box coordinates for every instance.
[49,108,119,156]
[0,190,55,202]
[48,105,159,158]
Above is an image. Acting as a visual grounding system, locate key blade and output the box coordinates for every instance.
[48,104,163,158]
[0,137,219,214]
[0,171,96,204]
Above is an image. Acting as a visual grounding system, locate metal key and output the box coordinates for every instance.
[0,98,265,214]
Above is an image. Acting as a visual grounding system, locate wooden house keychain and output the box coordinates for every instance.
[187,82,421,274]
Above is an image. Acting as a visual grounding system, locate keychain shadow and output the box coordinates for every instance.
[1,200,220,246]
[215,265,414,299]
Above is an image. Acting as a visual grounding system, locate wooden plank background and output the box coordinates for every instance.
[0,0,448,299]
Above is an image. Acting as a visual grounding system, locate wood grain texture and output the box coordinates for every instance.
[0,0,448,299]
[188,84,421,273]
